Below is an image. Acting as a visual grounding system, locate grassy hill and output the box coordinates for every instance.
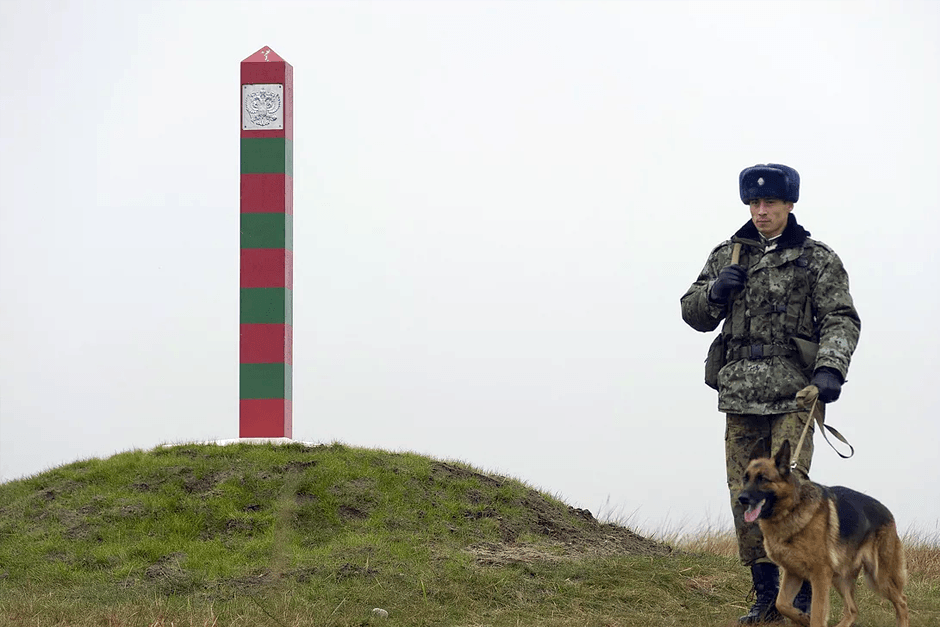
[0,442,937,626]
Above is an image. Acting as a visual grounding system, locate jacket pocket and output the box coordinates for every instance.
[790,336,819,377]
[705,333,725,390]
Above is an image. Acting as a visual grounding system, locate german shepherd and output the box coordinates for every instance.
[737,439,909,627]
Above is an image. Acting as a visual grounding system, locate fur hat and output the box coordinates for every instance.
[739,163,800,204]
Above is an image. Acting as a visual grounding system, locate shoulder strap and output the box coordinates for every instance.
[719,243,744,341]
[792,245,820,339]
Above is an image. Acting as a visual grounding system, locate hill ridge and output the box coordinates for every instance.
[0,441,670,592]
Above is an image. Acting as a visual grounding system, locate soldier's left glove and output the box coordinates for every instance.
[812,367,843,403]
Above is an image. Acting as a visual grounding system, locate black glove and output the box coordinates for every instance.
[812,367,844,403]
[709,265,747,305]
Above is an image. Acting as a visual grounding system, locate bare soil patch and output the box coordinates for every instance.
[428,462,672,565]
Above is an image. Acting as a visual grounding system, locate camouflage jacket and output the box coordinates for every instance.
[681,214,861,415]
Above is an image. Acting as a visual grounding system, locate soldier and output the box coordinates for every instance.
[680,164,861,623]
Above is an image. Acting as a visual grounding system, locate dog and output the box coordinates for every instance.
[737,438,909,627]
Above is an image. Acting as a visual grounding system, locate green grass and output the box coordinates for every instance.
[0,442,937,626]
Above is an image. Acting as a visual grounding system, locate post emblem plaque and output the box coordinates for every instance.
[243,84,284,130]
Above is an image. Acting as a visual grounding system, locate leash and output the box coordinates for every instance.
[791,384,855,468]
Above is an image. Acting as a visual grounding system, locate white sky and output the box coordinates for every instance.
[1,0,938,539]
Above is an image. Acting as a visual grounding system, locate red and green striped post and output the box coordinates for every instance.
[240,46,293,438]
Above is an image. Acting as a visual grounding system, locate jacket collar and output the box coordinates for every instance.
[732,213,810,250]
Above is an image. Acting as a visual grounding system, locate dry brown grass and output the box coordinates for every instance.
[671,527,940,582]
[673,528,739,559]
[904,532,940,581]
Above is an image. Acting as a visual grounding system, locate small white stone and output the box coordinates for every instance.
[372,608,389,618]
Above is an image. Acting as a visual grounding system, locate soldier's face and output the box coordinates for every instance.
[749,198,793,238]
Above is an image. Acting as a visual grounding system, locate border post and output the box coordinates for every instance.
[240,46,293,438]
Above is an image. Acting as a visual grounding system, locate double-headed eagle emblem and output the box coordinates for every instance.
[245,89,281,127]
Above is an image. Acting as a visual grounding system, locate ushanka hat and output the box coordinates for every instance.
[739,163,800,204]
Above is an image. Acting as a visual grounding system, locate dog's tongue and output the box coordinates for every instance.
[744,499,765,524]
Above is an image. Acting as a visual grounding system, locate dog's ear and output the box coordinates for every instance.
[775,440,792,476]
[749,438,771,461]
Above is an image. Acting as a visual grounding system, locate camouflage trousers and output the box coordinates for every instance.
[725,409,819,566]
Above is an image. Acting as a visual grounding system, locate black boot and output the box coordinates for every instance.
[739,563,783,624]
[793,580,812,615]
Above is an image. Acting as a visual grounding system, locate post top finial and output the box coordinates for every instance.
[242,46,287,64]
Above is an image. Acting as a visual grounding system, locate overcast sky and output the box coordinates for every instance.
[1,0,938,539]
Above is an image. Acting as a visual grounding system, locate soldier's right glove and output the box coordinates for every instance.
[709,265,747,305]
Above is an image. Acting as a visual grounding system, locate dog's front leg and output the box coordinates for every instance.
[808,573,832,627]
[776,570,809,626]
